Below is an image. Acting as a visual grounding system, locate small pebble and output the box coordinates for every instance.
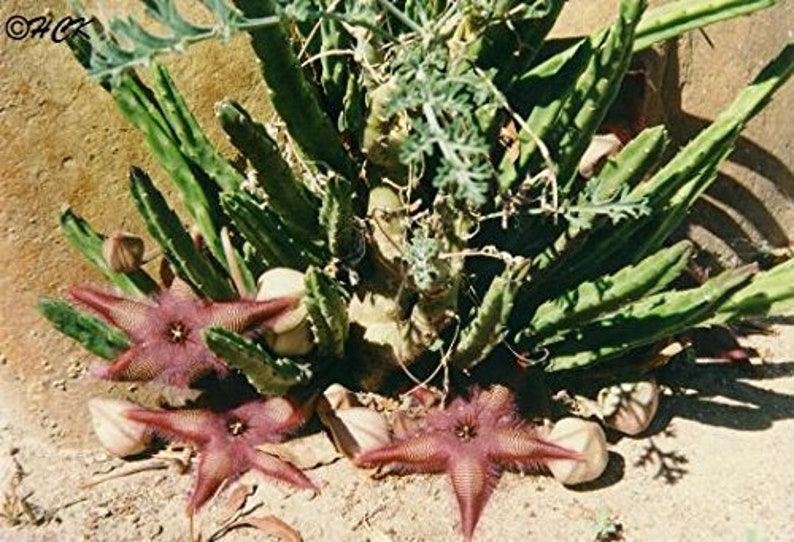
[67,361,83,379]
[143,524,163,538]
[94,452,109,463]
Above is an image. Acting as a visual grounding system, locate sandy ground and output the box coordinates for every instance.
[1,325,793,542]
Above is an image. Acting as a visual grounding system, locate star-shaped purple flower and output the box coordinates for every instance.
[126,396,317,512]
[71,282,297,387]
[355,386,580,541]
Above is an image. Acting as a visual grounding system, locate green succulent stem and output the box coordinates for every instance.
[524,241,693,345]
[38,298,131,359]
[710,257,794,323]
[231,0,356,177]
[320,176,357,261]
[220,192,325,270]
[552,0,646,192]
[150,64,244,193]
[129,167,235,300]
[215,100,321,237]
[544,264,756,372]
[111,71,227,264]
[634,0,779,52]
[451,260,529,371]
[204,327,311,396]
[304,267,349,358]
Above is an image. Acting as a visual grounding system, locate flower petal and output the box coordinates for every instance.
[247,449,318,492]
[449,455,495,542]
[125,407,220,446]
[70,286,150,337]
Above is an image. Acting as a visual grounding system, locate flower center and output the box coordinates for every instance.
[454,421,478,441]
[227,418,247,436]
[166,321,190,344]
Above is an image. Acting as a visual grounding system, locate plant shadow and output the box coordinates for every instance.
[607,358,794,485]
[657,360,794,431]
[567,451,626,491]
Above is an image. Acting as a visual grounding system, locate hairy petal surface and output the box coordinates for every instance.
[247,449,318,491]
[449,455,495,542]
[356,433,450,473]
[125,408,220,445]
[70,286,151,338]
[490,427,581,471]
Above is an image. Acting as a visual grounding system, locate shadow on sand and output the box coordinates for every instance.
[657,360,794,431]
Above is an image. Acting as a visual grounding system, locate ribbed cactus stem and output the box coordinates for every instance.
[586,126,670,203]
[320,176,357,261]
[204,327,311,396]
[710,257,794,323]
[38,298,131,359]
[553,0,647,191]
[544,265,755,372]
[129,167,235,300]
[524,241,693,345]
[451,261,529,371]
[498,39,592,192]
[216,100,321,236]
[112,72,226,263]
[304,267,348,358]
[231,0,355,177]
[150,64,245,192]
[319,16,352,121]
[220,192,325,270]
[633,0,778,52]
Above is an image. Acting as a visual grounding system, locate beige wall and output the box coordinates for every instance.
[1,0,792,444]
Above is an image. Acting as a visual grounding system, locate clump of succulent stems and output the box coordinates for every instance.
[38,0,794,539]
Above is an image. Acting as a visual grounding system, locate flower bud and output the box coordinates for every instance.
[102,231,145,273]
[265,323,315,357]
[316,384,390,459]
[87,398,151,457]
[598,379,659,436]
[256,268,314,355]
[578,133,622,178]
[368,186,406,270]
[546,417,608,486]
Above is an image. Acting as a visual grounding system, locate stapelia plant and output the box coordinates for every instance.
[39,0,794,538]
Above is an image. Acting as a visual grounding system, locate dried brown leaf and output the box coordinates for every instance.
[219,483,254,525]
[244,514,302,542]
